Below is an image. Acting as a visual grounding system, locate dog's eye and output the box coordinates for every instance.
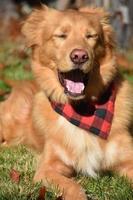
[86,34,98,39]
[54,34,67,39]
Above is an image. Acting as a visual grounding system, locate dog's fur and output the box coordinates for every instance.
[0,6,133,200]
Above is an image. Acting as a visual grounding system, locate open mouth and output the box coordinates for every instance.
[58,69,89,98]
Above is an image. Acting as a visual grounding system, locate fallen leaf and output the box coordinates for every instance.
[0,63,5,69]
[10,169,20,183]
[37,186,46,200]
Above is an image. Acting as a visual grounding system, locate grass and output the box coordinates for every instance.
[0,146,39,200]
[0,41,133,199]
[0,146,133,200]
[0,146,60,200]
[123,73,133,83]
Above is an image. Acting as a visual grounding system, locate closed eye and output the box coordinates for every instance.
[53,33,67,39]
[86,34,98,39]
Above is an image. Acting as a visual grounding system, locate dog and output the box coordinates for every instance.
[0,6,133,200]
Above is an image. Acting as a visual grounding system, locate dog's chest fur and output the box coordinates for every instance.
[54,116,104,177]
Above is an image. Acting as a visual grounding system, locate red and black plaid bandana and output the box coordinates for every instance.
[50,84,116,139]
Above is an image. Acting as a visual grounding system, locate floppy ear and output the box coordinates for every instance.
[21,5,48,47]
[80,7,116,48]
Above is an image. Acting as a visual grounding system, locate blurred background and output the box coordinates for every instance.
[0,0,133,98]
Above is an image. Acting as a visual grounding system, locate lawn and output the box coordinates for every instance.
[0,146,133,200]
[0,41,133,200]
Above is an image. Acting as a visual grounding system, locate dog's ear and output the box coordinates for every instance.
[80,7,116,48]
[21,5,48,47]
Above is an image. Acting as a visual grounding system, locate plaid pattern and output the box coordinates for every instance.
[50,84,116,139]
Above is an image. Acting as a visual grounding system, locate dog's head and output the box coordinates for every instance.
[22,6,117,103]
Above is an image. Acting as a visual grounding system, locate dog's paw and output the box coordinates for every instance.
[62,184,87,200]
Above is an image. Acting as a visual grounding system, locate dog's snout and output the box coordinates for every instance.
[70,49,89,65]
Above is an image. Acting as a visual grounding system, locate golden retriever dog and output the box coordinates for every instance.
[0,6,133,200]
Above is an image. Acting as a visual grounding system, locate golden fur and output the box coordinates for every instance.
[0,80,44,152]
[0,6,133,200]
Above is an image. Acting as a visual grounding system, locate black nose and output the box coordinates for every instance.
[70,49,89,65]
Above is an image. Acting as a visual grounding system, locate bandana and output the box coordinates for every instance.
[50,84,116,139]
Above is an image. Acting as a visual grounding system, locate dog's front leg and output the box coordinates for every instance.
[107,131,133,184]
[34,152,87,200]
[114,157,133,183]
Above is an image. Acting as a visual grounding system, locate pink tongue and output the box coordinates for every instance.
[65,79,85,94]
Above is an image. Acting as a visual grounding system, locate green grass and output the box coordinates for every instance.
[123,73,133,83]
[0,41,29,67]
[0,146,61,200]
[0,146,39,200]
[2,64,33,80]
[0,40,33,82]
[0,80,11,92]
[0,145,133,200]
[0,41,133,200]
